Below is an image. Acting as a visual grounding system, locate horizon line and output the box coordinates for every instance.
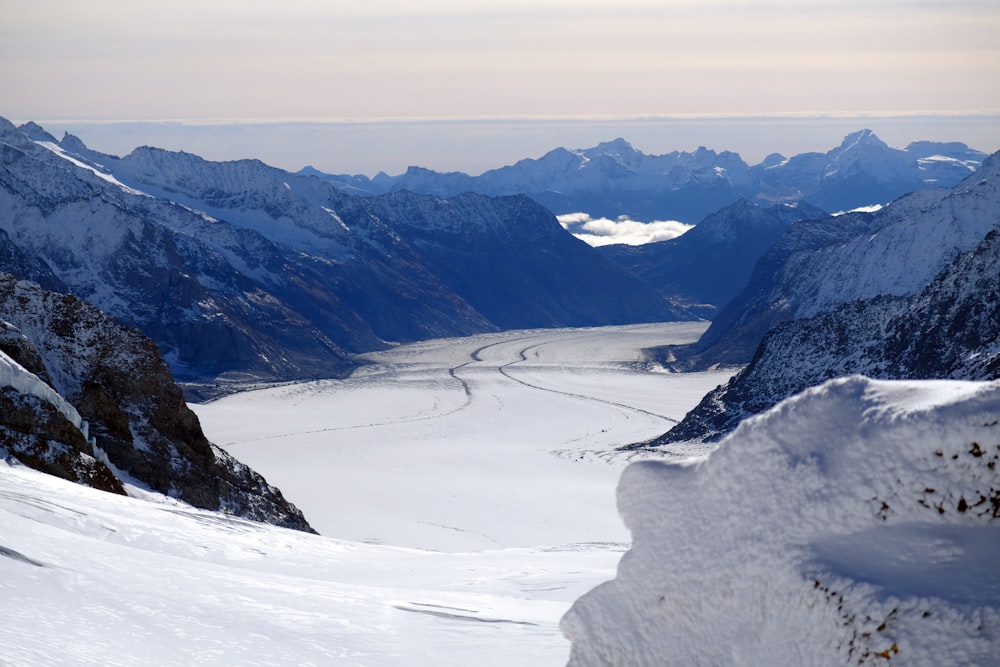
[14,110,1000,127]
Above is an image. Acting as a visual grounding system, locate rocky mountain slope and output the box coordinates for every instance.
[0,273,313,531]
[599,199,827,316]
[652,152,1000,445]
[661,150,1000,372]
[1,117,690,386]
[310,130,985,223]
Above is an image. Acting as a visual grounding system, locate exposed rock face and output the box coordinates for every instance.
[0,274,314,532]
[0,387,125,495]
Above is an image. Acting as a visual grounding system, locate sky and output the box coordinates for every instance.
[4,0,1000,175]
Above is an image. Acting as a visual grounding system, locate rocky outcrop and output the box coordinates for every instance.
[0,386,125,495]
[0,274,314,532]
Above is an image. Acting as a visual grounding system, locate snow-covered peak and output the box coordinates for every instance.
[589,137,636,157]
[15,121,58,144]
[759,152,788,168]
[836,127,889,152]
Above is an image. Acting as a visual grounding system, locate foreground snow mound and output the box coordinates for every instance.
[563,376,1000,666]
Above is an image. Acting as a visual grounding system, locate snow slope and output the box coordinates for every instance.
[563,377,1000,666]
[3,323,733,665]
[0,460,608,666]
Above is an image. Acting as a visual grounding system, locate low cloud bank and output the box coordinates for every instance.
[558,212,693,247]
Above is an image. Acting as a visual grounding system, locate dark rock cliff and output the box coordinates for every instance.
[0,274,314,532]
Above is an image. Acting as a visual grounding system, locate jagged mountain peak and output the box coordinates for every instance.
[836,127,887,150]
[759,152,788,168]
[15,121,57,143]
[58,131,95,155]
[589,137,636,156]
[654,147,1000,442]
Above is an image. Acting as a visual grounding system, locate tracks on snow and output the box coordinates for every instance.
[225,329,676,447]
[466,333,679,426]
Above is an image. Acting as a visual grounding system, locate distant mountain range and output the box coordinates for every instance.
[650,150,1000,445]
[305,130,986,223]
[1,117,690,388]
[3,113,996,451]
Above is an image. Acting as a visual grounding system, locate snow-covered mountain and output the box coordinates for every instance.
[599,199,827,316]
[662,150,1000,373]
[750,128,983,213]
[0,117,691,386]
[565,376,1000,665]
[659,222,1000,444]
[308,131,986,223]
[0,273,312,531]
[650,151,1000,444]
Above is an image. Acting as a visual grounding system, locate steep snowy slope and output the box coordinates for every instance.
[0,274,312,531]
[564,377,1000,666]
[1,119,359,382]
[599,200,827,315]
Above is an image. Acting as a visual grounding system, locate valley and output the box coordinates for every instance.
[1,323,733,665]
[193,322,732,550]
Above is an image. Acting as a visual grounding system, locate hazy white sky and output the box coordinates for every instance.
[4,0,999,173]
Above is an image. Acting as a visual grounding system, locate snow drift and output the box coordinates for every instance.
[563,376,1000,666]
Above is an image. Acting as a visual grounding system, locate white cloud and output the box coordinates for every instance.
[558,213,693,247]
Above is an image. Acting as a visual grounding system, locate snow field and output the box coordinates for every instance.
[196,322,726,551]
[1,322,732,665]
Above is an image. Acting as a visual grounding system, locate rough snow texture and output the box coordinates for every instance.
[657,163,1000,444]
[564,376,1000,666]
[0,274,313,531]
[311,130,985,223]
